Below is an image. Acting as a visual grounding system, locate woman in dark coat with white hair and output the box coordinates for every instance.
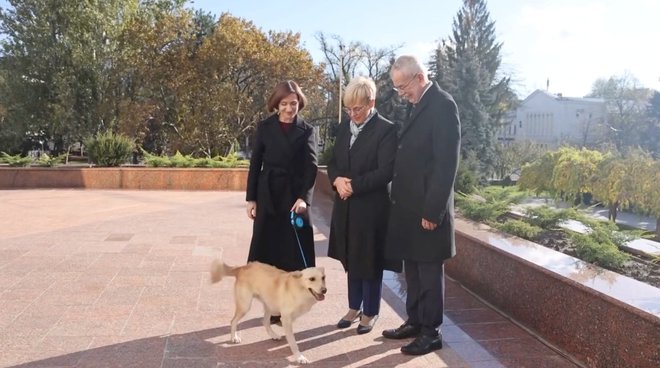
[327,76,399,334]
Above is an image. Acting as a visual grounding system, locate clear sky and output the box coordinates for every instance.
[191,0,659,98]
[1,0,658,98]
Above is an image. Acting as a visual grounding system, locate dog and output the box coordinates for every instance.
[210,260,327,364]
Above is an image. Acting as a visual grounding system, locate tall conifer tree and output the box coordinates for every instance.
[430,0,515,175]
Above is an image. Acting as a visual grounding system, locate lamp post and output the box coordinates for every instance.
[337,43,344,124]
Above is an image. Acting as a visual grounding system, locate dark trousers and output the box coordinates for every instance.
[404,260,445,336]
[347,272,383,317]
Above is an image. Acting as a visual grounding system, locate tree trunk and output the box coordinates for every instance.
[608,202,619,223]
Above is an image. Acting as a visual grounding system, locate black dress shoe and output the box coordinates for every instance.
[336,310,361,329]
[382,322,421,339]
[400,333,443,355]
[356,315,378,335]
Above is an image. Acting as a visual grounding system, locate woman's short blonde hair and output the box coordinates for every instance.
[343,76,377,107]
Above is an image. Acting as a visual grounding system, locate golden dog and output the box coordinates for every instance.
[210,260,327,364]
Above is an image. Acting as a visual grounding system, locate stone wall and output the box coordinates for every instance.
[0,167,248,191]
[445,219,660,368]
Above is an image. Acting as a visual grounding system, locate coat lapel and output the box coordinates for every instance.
[288,115,306,144]
[400,83,437,138]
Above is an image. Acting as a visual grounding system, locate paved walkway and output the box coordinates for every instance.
[0,189,580,367]
[518,197,657,232]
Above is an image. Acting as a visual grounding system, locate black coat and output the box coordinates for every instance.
[246,114,318,271]
[385,83,461,262]
[327,112,401,279]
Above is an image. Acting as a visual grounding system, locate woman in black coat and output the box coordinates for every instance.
[327,76,399,334]
[246,80,318,274]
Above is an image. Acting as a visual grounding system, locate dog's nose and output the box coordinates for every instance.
[321,287,327,294]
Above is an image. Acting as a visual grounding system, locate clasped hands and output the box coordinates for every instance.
[333,176,353,200]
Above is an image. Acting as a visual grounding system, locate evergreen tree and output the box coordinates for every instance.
[429,0,515,176]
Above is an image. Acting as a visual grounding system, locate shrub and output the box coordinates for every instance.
[35,153,66,167]
[571,230,629,268]
[141,150,249,168]
[525,205,578,229]
[0,152,33,167]
[482,186,528,204]
[318,140,334,166]
[456,186,528,223]
[455,162,479,194]
[456,193,509,223]
[85,131,134,167]
[170,151,194,167]
[496,219,543,240]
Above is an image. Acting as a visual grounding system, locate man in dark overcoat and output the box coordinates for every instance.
[382,55,461,356]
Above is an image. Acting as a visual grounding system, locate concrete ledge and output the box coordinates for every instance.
[0,167,248,190]
[446,219,660,368]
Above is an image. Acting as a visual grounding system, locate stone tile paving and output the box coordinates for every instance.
[0,189,580,367]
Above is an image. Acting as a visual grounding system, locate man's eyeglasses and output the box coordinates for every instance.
[343,105,366,115]
[393,73,418,92]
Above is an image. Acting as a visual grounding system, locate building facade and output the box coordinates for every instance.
[498,90,606,149]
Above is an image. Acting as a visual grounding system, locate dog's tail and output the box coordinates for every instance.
[210,259,238,283]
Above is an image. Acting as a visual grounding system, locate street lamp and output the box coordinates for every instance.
[337,43,344,124]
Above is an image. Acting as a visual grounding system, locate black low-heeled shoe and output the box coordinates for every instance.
[336,310,362,329]
[356,315,378,335]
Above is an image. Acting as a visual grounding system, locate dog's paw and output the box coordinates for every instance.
[295,354,310,364]
[230,335,242,344]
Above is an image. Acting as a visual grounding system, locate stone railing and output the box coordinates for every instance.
[446,218,659,368]
[0,166,248,191]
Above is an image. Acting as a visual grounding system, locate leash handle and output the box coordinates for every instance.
[290,211,308,268]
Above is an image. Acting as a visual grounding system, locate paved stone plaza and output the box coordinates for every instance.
[0,190,579,367]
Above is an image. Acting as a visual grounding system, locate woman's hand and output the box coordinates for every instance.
[246,201,257,220]
[291,198,308,214]
[333,176,353,200]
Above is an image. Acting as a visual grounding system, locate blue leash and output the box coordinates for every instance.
[290,211,308,268]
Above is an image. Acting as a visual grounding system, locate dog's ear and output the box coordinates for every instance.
[291,271,303,278]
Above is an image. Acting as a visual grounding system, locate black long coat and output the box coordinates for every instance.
[385,83,461,262]
[327,113,401,279]
[246,114,318,271]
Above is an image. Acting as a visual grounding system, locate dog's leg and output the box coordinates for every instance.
[230,287,252,344]
[262,306,282,341]
[281,315,308,364]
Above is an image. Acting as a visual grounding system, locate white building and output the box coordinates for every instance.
[498,90,607,149]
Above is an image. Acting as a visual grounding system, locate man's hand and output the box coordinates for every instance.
[246,201,257,220]
[421,218,437,231]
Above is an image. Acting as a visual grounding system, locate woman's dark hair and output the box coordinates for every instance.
[266,80,307,112]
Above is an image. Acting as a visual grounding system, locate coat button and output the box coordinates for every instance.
[398,144,402,149]
[391,199,396,205]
